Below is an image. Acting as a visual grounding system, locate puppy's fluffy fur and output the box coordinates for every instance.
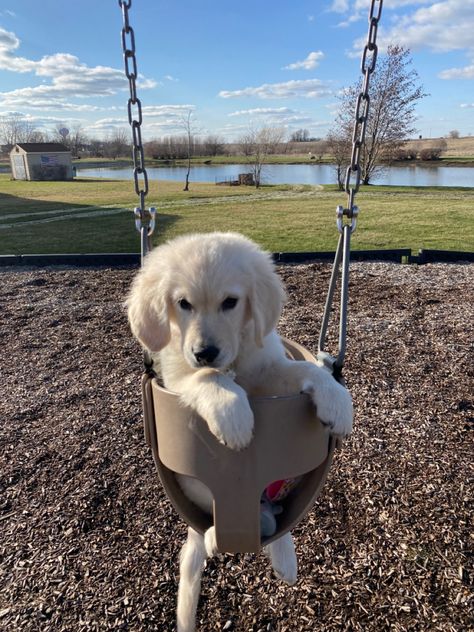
[127,232,352,632]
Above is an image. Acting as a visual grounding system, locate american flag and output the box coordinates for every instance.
[41,155,59,166]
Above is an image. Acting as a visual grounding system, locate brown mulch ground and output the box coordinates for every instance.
[0,262,472,632]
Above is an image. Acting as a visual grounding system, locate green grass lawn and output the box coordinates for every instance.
[0,174,473,255]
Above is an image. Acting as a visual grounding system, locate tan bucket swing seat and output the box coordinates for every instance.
[141,338,338,554]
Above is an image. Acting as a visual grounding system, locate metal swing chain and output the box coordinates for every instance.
[119,0,155,374]
[118,0,156,265]
[318,0,383,377]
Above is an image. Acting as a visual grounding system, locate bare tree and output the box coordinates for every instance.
[180,110,197,191]
[448,129,460,139]
[326,131,352,190]
[201,134,225,157]
[69,125,87,157]
[88,138,105,157]
[238,126,286,188]
[105,128,130,159]
[238,135,254,157]
[290,128,310,142]
[0,114,42,146]
[335,46,427,184]
[28,130,47,143]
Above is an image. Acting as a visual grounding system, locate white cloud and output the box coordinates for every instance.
[344,0,474,80]
[440,64,474,80]
[460,102,474,107]
[146,120,189,132]
[377,1,474,54]
[84,118,133,137]
[332,0,433,16]
[331,0,350,12]
[228,107,294,117]
[218,122,255,139]
[0,26,158,112]
[283,51,324,71]
[228,106,313,125]
[224,106,329,141]
[0,26,21,55]
[331,0,364,26]
[0,95,106,111]
[87,117,126,128]
[1,111,54,123]
[219,79,332,99]
[228,107,313,127]
[142,104,195,117]
[124,105,198,136]
[333,1,443,28]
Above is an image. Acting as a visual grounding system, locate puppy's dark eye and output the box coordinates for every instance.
[222,297,238,311]
[178,298,192,311]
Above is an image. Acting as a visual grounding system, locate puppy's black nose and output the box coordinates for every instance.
[194,345,220,365]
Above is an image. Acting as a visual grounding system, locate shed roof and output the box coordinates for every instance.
[14,143,70,153]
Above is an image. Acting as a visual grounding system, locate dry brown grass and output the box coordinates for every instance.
[404,136,474,158]
[283,137,474,160]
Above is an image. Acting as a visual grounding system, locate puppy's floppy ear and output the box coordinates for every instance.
[248,252,287,347]
[126,268,171,353]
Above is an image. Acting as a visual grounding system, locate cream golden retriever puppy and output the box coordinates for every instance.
[127,232,352,632]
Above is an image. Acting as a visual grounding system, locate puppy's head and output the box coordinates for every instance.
[126,232,286,369]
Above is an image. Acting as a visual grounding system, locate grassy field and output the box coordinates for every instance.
[0,174,473,255]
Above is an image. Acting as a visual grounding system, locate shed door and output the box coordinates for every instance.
[12,154,27,179]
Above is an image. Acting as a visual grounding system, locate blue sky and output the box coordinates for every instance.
[0,0,473,142]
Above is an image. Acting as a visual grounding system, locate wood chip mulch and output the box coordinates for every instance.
[0,261,472,632]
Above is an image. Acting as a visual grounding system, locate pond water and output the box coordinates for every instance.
[76,162,474,188]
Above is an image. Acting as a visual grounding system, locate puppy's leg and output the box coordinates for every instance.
[265,532,298,586]
[204,526,218,557]
[267,359,353,437]
[177,528,207,632]
[178,370,254,450]
[300,363,353,436]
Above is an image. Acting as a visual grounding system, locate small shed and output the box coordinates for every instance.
[10,143,73,181]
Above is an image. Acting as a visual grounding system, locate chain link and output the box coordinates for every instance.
[118,0,155,257]
[339,0,383,234]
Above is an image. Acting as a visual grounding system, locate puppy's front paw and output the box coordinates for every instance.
[304,376,353,437]
[206,389,254,450]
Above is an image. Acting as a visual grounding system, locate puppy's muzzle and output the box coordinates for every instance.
[193,345,220,366]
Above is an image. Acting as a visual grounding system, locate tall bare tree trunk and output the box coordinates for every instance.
[184,150,190,191]
[181,110,194,191]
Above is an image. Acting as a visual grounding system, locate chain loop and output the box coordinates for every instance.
[121,25,136,59]
[118,0,155,258]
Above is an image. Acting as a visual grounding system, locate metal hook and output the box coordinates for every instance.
[336,205,359,234]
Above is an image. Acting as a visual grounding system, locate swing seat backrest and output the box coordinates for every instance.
[142,339,337,553]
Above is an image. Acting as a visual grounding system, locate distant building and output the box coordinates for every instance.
[9,143,73,181]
